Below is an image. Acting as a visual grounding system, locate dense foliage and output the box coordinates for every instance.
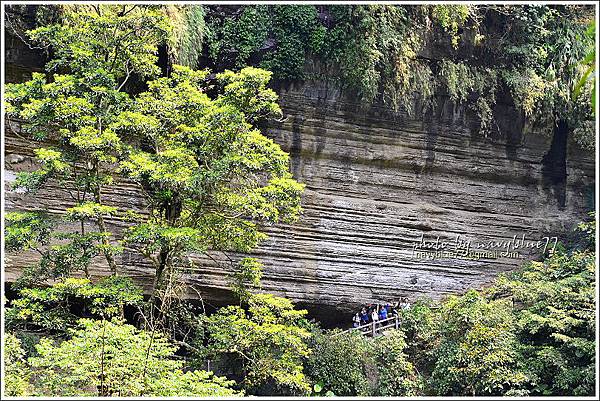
[4,5,304,397]
[398,216,597,396]
[202,4,595,144]
[198,293,312,395]
[4,4,303,325]
[305,328,421,397]
[489,237,596,395]
[5,319,240,397]
[305,330,373,396]
[373,330,422,396]
[6,276,142,333]
[3,333,31,396]
[206,5,324,80]
[427,291,528,396]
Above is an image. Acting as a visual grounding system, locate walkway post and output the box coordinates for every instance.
[372,320,376,337]
[395,315,399,330]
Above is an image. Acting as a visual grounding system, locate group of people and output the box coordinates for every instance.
[352,298,412,328]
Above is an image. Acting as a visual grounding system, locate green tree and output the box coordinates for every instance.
[5,5,304,320]
[4,211,53,253]
[5,5,172,280]
[427,290,529,396]
[397,216,596,397]
[3,333,31,396]
[26,318,240,396]
[305,328,421,396]
[304,330,374,396]
[117,65,303,313]
[198,293,312,395]
[6,276,142,334]
[397,298,439,376]
[373,330,422,396]
[489,219,596,396]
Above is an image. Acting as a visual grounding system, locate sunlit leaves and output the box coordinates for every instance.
[124,224,206,255]
[6,277,143,332]
[117,66,302,291]
[65,202,117,221]
[200,293,311,395]
[69,126,121,158]
[2,333,30,396]
[10,148,70,193]
[4,211,54,252]
[428,290,529,396]
[305,330,373,396]
[121,148,199,190]
[257,176,305,223]
[432,5,471,49]
[488,242,596,396]
[216,67,282,122]
[4,73,47,121]
[28,5,170,80]
[26,318,240,396]
[109,110,160,138]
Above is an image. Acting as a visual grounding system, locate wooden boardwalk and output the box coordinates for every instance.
[334,315,401,338]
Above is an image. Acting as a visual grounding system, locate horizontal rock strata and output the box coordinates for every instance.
[3,10,595,319]
[5,79,595,319]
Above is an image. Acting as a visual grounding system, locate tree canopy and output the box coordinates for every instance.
[5,5,304,314]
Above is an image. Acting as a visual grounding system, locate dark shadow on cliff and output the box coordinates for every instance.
[541,119,568,209]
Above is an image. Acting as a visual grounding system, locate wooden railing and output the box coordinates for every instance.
[333,315,400,338]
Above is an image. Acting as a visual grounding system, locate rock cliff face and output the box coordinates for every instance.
[3,10,595,323]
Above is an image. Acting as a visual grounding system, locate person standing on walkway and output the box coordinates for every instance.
[379,305,388,320]
[360,308,369,325]
[371,307,379,328]
[352,313,361,328]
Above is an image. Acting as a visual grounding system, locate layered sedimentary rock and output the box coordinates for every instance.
[3,10,596,322]
[5,82,595,315]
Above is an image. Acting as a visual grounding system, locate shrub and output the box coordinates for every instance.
[427,290,529,396]
[27,318,240,397]
[198,293,311,395]
[3,333,31,396]
[490,249,596,395]
[373,330,422,396]
[304,329,374,396]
